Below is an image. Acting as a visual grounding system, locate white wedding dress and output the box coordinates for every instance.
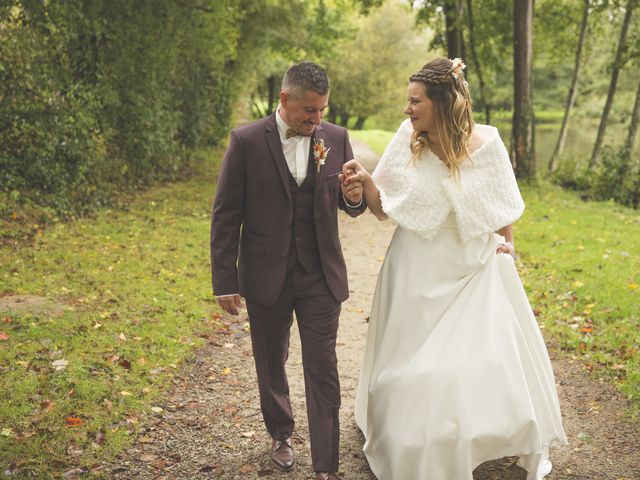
[355,214,568,480]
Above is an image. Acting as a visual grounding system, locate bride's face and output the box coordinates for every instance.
[405,82,435,134]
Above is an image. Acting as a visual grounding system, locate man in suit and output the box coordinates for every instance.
[210,62,365,480]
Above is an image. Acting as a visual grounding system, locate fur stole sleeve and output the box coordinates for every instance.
[371,121,525,242]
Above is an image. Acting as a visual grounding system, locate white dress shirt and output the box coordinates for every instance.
[276,108,310,186]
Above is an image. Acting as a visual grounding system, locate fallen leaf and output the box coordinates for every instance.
[577,432,592,443]
[52,359,69,371]
[120,391,132,397]
[1,428,14,437]
[223,405,238,415]
[151,406,164,414]
[118,332,127,342]
[239,464,256,473]
[41,399,55,413]
[65,417,83,427]
[0,331,10,341]
[241,430,255,438]
[221,367,231,375]
[118,358,132,370]
[95,430,106,445]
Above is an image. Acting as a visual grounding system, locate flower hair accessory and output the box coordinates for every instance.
[451,58,466,79]
[313,138,330,172]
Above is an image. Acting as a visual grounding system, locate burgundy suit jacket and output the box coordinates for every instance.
[210,113,367,306]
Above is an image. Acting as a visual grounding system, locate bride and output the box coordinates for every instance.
[342,58,567,480]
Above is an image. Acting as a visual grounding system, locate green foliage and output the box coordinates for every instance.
[325,0,432,129]
[0,0,262,218]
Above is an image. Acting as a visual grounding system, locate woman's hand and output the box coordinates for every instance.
[496,242,515,257]
[340,159,371,187]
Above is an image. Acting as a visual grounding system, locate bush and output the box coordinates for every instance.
[550,147,640,209]
[591,147,640,208]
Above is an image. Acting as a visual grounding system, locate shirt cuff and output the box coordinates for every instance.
[216,293,239,298]
[343,193,363,209]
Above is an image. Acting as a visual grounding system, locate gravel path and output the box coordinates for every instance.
[105,144,640,480]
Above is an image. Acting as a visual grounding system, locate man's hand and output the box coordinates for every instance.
[339,167,364,205]
[217,294,243,316]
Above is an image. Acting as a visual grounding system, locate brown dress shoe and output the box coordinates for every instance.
[271,437,294,470]
[315,473,343,480]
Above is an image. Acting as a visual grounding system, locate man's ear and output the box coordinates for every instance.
[279,90,288,108]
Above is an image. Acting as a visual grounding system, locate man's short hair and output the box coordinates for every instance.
[281,62,330,98]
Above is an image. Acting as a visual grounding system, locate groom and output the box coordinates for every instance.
[210,62,365,479]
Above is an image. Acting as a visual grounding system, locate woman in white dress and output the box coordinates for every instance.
[342,58,567,480]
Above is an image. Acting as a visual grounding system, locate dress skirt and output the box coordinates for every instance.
[355,215,567,479]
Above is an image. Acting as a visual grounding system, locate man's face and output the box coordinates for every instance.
[279,89,329,136]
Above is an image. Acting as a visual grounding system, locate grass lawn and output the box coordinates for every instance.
[0,151,222,477]
[0,140,638,477]
[349,129,395,156]
[517,182,640,416]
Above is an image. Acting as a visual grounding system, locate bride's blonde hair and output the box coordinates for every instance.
[409,57,474,179]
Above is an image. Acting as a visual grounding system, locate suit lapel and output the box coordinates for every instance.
[265,114,292,203]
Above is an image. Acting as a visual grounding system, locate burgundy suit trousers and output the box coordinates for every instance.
[245,262,341,473]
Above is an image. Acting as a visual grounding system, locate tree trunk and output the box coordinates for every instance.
[512,0,535,179]
[354,116,367,130]
[624,78,640,156]
[444,0,465,59]
[340,114,350,128]
[267,75,276,115]
[589,1,635,168]
[548,0,589,172]
[465,0,490,124]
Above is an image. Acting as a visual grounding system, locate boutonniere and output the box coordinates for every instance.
[313,138,330,173]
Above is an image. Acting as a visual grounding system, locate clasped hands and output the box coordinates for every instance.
[339,159,368,205]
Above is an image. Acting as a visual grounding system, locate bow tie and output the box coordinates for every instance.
[285,128,300,139]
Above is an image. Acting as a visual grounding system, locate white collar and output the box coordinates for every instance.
[275,107,295,141]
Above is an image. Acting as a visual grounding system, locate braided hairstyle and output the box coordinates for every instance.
[408,57,474,179]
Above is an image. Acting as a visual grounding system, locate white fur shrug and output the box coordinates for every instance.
[372,119,525,242]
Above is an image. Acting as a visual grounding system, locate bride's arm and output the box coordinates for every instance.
[496,224,515,256]
[341,159,388,220]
